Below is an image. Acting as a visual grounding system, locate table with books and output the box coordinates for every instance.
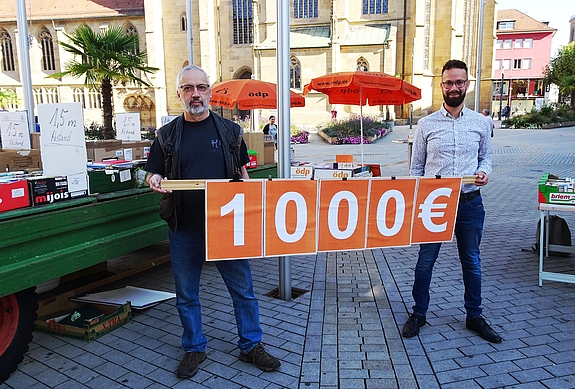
[537,173,575,286]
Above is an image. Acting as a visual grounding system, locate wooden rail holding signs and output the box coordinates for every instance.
[160,175,478,191]
[162,176,469,261]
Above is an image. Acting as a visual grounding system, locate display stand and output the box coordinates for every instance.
[538,203,575,286]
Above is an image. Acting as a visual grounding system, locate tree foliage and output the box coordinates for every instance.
[543,42,575,111]
[0,89,18,110]
[49,25,158,139]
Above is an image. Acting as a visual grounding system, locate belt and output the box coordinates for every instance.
[460,190,480,201]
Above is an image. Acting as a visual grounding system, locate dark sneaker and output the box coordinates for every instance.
[239,343,281,372]
[176,351,207,378]
[402,314,427,338]
[466,316,502,343]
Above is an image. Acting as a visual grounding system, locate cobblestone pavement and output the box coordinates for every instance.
[2,122,575,389]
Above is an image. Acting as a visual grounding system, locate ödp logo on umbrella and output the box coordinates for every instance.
[248,91,270,99]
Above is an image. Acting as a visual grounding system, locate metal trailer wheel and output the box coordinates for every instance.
[0,288,37,384]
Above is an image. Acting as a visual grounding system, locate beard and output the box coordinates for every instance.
[443,89,466,108]
[184,98,208,115]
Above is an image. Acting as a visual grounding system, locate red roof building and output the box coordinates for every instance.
[492,9,556,117]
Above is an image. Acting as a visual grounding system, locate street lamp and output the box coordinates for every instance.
[499,73,504,120]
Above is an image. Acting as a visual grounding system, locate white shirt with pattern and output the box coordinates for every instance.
[410,105,492,194]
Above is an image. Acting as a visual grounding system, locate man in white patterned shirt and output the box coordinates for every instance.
[402,59,501,343]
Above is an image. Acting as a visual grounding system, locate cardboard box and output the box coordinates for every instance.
[263,141,275,165]
[30,133,41,149]
[85,140,151,162]
[313,167,366,180]
[313,168,353,180]
[246,154,257,169]
[35,292,131,342]
[0,179,30,212]
[88,168,134,194]
[28,176,88,206]
[291,166,314,179]
[243,132,264,161]
[85,140,123,162]
[121,140,151,161]
[0,149,42,172]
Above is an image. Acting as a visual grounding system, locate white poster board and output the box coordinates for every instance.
[116,112,141,141]
[161,115,178,126]
[37,103,88,192]
[0,111,31,149]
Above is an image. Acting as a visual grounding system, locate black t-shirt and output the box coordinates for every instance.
[145,115,249,231]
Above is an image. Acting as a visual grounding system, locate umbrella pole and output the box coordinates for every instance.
[360,87,364,166]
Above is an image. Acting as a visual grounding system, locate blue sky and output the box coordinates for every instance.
[496,0,572,56]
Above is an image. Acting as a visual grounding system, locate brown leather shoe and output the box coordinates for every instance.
[466,316,502,343]
[402,314,426,338]
[239,343,281,372]
[176,351,207,378]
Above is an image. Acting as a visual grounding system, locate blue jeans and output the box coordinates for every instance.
[168,229,262,353]
[411,195,485,318]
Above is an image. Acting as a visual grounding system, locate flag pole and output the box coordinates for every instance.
[16,0,35,134]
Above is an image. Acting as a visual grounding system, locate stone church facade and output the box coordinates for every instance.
[1,0,496,131]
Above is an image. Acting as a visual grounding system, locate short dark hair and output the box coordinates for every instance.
[442,60,468,76]
[269,115,275,120]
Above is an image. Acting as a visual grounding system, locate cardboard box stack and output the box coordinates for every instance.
[85,140,151,162]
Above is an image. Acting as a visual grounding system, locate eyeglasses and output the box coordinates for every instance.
[179,84,210,93]
[441,79,468,89]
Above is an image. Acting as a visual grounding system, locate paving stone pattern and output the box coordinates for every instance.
[2,123,575,388]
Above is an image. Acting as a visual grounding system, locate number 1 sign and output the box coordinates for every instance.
[206,180,264,260]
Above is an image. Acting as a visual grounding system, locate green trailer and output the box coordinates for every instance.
[0,188,167,383]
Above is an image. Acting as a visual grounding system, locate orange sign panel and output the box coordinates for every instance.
[264,180,318,256]
[317,179,370,252]
[205,180,264,260]
[411,177,462,244]
[366,178,417,248]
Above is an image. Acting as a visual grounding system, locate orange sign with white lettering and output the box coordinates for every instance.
[203,177,463,261]
[411,177,461,244]
[366,178,417,248]
[205,180,264,260]
[317,179,370,252]
[264,179,318,256]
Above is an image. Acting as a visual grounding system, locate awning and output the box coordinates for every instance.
[338,24,390,46]
[257,23,390,50]
[258,26,331,49]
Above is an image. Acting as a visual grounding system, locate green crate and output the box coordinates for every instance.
[88,168,135,194]
[35,292,132,342]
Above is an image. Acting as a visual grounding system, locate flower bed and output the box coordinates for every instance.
[290,130,309,144]
[318,115,390,145]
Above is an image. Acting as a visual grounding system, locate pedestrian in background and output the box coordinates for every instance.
[403,59,501,344]
[263,115,278,149]
[482,108,495,137]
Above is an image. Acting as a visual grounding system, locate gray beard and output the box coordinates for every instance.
[185,99,208,115]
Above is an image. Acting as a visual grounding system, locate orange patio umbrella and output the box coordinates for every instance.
[303,71,421,164]
[210,79,305,110]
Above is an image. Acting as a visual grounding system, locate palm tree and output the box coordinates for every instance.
[49,25,158,139]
